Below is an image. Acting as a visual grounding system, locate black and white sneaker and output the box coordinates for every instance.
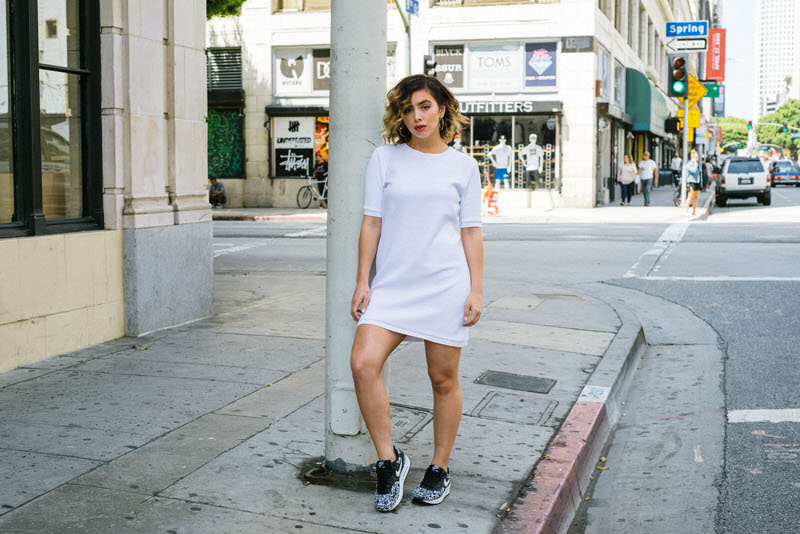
[374,447,410,512]
[411,465,451,505]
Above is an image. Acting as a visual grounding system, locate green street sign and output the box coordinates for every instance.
[702,83,720,98]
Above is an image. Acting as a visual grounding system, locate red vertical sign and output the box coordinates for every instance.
[706,28,726,81]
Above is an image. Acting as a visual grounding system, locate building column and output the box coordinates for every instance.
[103,0,213,336]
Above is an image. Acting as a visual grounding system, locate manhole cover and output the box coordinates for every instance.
[472,391,557,425]
[475,370,556,394]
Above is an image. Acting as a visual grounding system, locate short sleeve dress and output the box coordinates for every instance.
[357,143,483,348]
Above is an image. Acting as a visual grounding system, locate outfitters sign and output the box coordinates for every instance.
[525,42,557,88]
[433,45,464,88]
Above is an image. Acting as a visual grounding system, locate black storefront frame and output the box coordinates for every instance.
[1,0,102,239]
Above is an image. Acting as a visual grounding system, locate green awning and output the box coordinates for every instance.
[625,68,668,137]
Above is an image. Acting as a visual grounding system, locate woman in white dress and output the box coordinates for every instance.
[349,74,484,512]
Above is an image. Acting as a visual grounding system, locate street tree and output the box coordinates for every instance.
[716,116,748,151]
[756,99,800,157]
[207,0,246,18]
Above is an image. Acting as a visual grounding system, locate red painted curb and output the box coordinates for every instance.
[496,400,611,534]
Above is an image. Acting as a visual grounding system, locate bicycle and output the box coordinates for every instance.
[297,176,328,209]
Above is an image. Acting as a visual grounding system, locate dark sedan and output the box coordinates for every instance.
[771,163,800,187]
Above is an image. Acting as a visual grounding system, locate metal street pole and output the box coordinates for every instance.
[325,0,387,473]
[681,87,689,208]
[393,0,412,75]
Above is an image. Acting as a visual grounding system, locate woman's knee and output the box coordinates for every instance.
[428,369,458,395]
[351,352,381,384]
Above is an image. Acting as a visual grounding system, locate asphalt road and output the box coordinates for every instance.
[213,184,800,533]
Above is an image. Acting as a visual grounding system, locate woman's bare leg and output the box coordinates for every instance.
[424,340,462,470]
[350,324,406,461]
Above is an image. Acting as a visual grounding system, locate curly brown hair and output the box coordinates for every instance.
[382,74,469,145]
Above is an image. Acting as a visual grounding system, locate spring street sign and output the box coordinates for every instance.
[666,21,709,38]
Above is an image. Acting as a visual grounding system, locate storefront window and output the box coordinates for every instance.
[0,0,12,223]
[38,1,83,220]
[1,0,101,237]
[39,71,82,219]
[458,114,558,190]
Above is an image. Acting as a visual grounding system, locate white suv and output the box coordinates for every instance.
[716,157,770,207]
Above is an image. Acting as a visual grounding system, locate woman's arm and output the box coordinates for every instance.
[350,215,382,322]
[461,227,484,327]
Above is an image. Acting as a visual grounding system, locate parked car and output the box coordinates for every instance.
[771,163,800,187]
[716,157,770,207]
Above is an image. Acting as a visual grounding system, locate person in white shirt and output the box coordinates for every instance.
[617,154,637,205]
[670,154,682,185]
[638,151,658,206]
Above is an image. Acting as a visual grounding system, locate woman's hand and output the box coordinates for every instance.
[350,283,370,322]
[463,291,482,327]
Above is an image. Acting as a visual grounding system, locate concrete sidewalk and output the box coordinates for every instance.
[0,257,644,533]
[211,185,709,225]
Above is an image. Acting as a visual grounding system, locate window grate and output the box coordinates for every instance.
[206,48,243,91]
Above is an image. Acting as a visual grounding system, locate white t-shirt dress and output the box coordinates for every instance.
[357,143,483,347]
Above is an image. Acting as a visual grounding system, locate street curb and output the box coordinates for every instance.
[212,213,328,222]
[495,302,646,534]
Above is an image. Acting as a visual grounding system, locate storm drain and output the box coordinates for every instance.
[474,370,556,394]
[472,391,558,426]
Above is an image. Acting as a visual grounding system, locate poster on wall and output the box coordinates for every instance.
[313,116,329,182]
[313,49,330,91]
[524,42,557,88]
[275,48,311,93]
[433,44,464,88]
[468,44,521,91]
[274,116,314,178]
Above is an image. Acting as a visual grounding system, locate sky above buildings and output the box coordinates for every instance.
[720,0,756,120]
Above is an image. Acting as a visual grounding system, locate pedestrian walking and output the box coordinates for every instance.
[349,74,484,513]
[670,153,682,186]
[685,151,702,215]
[617,154,637,205]
[703,157,714,191]
[638,151,658,206]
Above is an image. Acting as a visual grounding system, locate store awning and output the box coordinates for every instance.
[625,68,668,137]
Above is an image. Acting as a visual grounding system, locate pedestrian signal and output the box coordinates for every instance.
[668,53,689,97]
[782,123,788,133]
[747,121,753,130]
[665,117,681,133]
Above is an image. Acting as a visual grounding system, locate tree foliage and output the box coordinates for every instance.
[207,0,246,19]
[716,116,748,150]
[756,99,800,156]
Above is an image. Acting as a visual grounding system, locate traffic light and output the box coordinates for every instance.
[665,117,681,133]
[747,121,753,130]
[668,53,689,97]
[781,123,788,133]
[423,55,436,77]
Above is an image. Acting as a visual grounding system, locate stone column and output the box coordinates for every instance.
[325,0,388,473]
[102,0,213,336]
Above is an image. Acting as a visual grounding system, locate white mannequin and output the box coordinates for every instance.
[519,134,544,187]
[452,134,467,153]
[488,135,513,189]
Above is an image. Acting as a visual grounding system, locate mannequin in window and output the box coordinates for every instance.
[519,134,543,188]
[452,133,467,153]
[488,135,513,189]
